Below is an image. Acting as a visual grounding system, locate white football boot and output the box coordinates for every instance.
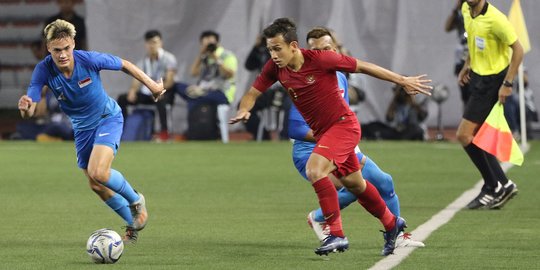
[307,211,330,243]
[395,231,425,248]
[130,193,148,231]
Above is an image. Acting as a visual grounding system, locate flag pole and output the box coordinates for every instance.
[518,64,527,146]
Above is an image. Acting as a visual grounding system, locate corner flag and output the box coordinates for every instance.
[508,0,531,53]
[473,102,524,165]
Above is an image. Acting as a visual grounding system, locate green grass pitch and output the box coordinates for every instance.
[1,141,539,269]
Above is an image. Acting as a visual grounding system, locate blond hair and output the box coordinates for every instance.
[43,19,76,42]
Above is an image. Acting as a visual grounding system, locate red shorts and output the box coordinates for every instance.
[312,115,361,179]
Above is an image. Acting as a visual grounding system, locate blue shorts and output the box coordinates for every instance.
[74,113,123,169]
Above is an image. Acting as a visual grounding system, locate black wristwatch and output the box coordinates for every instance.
[503,80,513,88]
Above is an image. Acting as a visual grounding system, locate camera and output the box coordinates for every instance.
[206,43,217,53]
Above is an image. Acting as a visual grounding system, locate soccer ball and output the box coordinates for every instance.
[86,228,124,264]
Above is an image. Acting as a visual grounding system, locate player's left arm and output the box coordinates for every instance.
[288,118,316,142]
[121,59,166,102]
[302,129,316,142]
[229,87,262,124]
[354,59,432,96]
[493,17,523,103]
[498,40,523,103]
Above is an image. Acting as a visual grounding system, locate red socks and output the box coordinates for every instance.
[312,177,344,237]
[357,181,396,231]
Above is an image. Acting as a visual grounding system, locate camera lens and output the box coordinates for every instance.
[206,43,217,53]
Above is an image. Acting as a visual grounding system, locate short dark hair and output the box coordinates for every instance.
[306,27,335,44]
[263,17,298,43]
[144,30,162,40]
[200,30,220,42]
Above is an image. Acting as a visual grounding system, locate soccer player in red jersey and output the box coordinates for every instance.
[230,18,432,256]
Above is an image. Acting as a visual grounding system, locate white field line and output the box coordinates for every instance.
[369,144,530,270]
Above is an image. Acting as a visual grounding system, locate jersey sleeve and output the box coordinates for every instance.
[26,61,48,102]
[317,50,357,73]
[85,51,123,71]
[337,72,350,105]
[252,60,278,92]
[492,14,518,46]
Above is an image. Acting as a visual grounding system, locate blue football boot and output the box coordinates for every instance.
[314,235,349,256]
[381,217,407,256]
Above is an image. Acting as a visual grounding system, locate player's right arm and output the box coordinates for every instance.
[229,87,262,124]
[231,60,278,124]
[18,95,37,119]
[21,62,47,119]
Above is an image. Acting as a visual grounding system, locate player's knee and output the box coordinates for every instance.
[306,168,326,183]
[87,166,110,183]
[88,179,105,193]
[377,173,395,200]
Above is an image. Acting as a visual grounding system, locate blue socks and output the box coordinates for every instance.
[103,169,140,204]
[105,193,133,225]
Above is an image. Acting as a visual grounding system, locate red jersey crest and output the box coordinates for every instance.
[305,74,315,84]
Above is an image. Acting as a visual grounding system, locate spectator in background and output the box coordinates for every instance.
[176,30,237,110]
[117,30,177,141]
[504,70,538,138]
[30,40,47,60]
[175,30,237,140]
[35,88,74,142]
[243,35,291,140]
[445,0,471,108]
[326,29,365,105]
[385,84,428,140]
[45,0,87,50]
[361,84,428,141]
[245,35,270,72]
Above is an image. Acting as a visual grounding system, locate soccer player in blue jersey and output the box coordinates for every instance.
[17,20,164,243]
[289,27,424,248]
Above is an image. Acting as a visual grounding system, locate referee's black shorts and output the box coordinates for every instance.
[463,67,508,123]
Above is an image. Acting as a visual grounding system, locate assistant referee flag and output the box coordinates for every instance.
[473,102,524,166]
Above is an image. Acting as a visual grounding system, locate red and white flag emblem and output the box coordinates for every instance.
[78,77,92,88]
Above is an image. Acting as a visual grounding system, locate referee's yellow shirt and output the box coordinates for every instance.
[462,2,517,76]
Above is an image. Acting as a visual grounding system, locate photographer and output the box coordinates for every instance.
[176,30,237,111]
[385,84,428,140]
[175,30,238,139]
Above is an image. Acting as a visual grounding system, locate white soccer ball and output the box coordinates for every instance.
[86,228,124,264]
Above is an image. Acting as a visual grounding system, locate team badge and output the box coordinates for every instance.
[306,74,315,84]
[78,77,92,88]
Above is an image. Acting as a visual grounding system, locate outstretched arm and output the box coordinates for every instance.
[18,95,37,119]
[355,59,432,96]
[121,59,165,101]
[229,87,262,124]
